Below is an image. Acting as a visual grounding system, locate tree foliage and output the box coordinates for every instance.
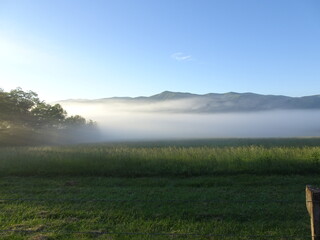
[31,103,67,128]
[0,87,98,146]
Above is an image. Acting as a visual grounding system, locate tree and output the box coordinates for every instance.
[0,87,99,146]
[31,103,67,128]
[65,115,86,127]
[0,89,10,122]
[0,88,40,127]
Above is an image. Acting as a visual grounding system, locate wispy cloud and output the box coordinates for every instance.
[171,52,192,61]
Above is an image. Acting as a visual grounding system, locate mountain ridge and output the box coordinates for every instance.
[55,91,320,113]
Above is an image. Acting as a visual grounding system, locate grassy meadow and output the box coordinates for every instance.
[2,138,320,177]
[1,138,320,239]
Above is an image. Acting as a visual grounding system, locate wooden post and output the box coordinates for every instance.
[306,185,320,240]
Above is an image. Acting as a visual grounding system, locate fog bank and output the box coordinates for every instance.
[60,102,320,140]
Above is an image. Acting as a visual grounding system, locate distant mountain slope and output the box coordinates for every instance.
[56,91,320,113]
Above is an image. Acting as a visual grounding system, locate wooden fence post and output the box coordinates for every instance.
[306,185,320,240]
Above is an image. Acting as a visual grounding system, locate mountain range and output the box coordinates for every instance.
[57,91,320,113]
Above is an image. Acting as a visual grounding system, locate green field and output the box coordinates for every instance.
[1,138,320,239]
[2,138,320,177]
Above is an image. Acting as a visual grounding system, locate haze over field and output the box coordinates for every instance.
[57,91,320,140]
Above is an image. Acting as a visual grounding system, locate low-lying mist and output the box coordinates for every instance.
[59,101,320,141]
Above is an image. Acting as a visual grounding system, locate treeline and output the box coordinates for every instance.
[0,88,99,146]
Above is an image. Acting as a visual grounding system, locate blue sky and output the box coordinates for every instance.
[0,0,320,101]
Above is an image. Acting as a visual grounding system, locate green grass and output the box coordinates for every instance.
[0,175,316,239]
[1,138,320,239]
[1,138,320,177]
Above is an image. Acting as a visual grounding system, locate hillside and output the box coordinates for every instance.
[56,91,320,113]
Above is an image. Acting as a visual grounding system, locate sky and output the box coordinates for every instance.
[0,0,320,102]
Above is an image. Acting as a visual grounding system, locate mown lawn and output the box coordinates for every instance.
[0,175,316,240]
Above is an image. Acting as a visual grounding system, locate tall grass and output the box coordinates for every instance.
[1,139,320,176]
